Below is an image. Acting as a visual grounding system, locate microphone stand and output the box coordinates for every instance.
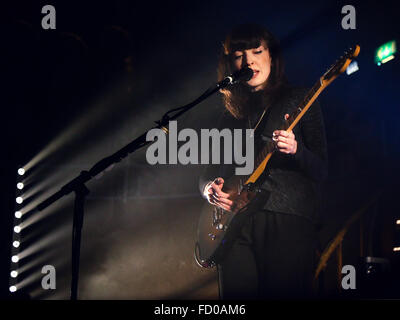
[34,78,232,300]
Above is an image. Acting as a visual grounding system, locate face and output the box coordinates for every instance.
[232,42,272,91]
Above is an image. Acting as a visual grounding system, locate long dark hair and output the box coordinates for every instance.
[218,24,287,119]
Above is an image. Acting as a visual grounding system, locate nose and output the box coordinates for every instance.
[243,52,254,67]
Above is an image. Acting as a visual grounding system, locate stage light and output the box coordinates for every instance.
[18,168,25,176]
[13,241,20,248]
[393,247,400,252]
[11,255,19,263]
[396,220,400,225]
[9,286,17,293]
[15,211,22,218]
[17,183,24,190]
[14,226,21,233]
[10,271,18,278]
[16,197,23,204]
[375,40,396,66]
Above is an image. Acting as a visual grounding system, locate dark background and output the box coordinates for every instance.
[1,0,399,299]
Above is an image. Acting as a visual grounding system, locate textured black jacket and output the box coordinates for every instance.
[199,86,328,223]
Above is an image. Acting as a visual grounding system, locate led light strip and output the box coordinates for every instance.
[9,167,26,293]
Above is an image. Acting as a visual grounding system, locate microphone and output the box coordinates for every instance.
[217,67,254,89]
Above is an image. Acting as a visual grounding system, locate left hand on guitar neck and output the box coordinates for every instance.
[272,114,298,155]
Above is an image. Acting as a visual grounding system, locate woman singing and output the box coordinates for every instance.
[200,23,328,299]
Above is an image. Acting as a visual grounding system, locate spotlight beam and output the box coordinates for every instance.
[32,80,223,300]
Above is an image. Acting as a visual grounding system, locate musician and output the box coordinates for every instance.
[199,24,328,299]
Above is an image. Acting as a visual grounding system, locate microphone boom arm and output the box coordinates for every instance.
[32,67,251,300]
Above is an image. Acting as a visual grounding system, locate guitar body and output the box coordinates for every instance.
[195,176,270,268]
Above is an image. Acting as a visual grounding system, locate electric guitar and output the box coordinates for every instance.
[194,45,360,268]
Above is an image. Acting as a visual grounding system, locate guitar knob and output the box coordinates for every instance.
[208,233,216,240]
[216,223,225,230]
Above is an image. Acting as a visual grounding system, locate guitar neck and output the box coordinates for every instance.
[241,44,360,186]
[244,80,327,185]
[285,80,323,131]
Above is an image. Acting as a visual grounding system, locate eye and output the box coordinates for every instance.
[234,55,242,60]
[254,50,262,54]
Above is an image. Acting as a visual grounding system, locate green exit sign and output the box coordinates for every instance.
[375,40,396,65]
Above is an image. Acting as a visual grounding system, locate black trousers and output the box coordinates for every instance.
[217,210,318,299]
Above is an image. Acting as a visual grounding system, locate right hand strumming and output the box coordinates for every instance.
[203,177,234,212]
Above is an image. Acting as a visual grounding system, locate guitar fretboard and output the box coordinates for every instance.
[241,80,323,186]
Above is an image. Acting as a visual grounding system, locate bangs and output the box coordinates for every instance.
[223,24,268,54]
[226,37,263,53]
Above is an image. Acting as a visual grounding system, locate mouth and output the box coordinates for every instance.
[251,70,259,79]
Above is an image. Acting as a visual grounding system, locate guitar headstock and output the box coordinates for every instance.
[320,45,360,87]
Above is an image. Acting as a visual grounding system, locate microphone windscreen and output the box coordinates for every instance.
[237,67,253,82]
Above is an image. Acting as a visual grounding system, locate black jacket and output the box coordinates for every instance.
[199,86,328,223]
